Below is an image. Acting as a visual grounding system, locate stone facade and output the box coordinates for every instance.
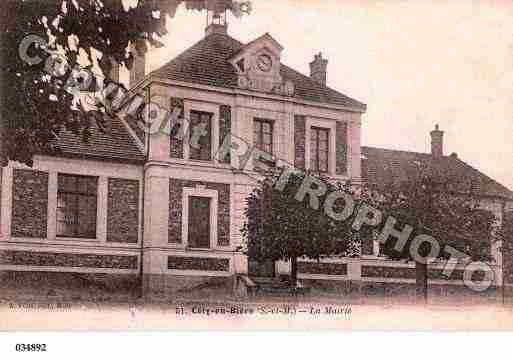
[169,97,184,159]
[11,169,48,238]
[362,265,416,279]
[0,250,138,270]
[219,105,232,164]
[168,179,230,246]
[335,121,348,175]
[294,115,306,169]
[107,178,140,243]
[298,261,347,275]
[361,265,485,281]
[168,256,230,272]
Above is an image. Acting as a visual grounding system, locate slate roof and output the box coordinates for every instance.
[54,116,146,164]
[361,146,513,200]
[151,32,367,110]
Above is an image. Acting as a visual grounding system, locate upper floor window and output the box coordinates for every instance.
[310,127,329,173]
[189,110,212,161]
[253,118,273,154]
[57,174,97,238]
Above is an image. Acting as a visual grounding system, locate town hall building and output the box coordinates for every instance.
[1,16,512,300]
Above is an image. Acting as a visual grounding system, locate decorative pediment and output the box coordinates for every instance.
[229,33,294,96]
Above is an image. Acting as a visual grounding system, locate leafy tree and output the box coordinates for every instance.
[240,168,362,287]
[0,0,250,167]
[373,171,496,303]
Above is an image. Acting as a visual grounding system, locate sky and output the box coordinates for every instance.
[136,0,513,191]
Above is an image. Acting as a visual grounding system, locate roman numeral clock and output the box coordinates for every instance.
[256,53,273,73]
[229,33,295,97]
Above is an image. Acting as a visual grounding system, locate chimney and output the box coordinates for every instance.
[109,60,120,83]
[309,52,328,86]
[430,124,444,158]
[129,42,146,88]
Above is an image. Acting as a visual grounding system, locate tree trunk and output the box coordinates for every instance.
[415,261,428,304]
[290,257,298,288]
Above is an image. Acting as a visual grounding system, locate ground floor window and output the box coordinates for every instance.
[187,196,211,249]
[56,174,98,238]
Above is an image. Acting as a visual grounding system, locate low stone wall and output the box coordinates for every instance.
[298,262,347,276]
[361,264,486,281]
[0,250,138,270]
[167,256,230,272]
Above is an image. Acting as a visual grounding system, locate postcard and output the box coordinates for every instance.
[1,0,513,338]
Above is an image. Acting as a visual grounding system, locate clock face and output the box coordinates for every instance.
[256,54,273,72]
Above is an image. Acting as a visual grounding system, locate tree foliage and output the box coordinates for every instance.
[240,169,363,285]
[241,164,497,294]
[0,0,249,166]
[374,175,495,263]
[370,169,496,302]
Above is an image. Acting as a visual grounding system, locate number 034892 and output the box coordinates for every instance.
[15,344,47,352]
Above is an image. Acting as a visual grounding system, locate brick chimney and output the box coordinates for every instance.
[430,124,444,158]
[109,60,120,83]
[309,52,328,86]
[129,43,146,88]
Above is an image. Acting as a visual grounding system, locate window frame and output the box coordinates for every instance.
[253,118,274,155]
[310,126,330,173]
[188,110,213,162]
[181,187,219,250]
[56,173,98,239]
[187,196,212,249]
